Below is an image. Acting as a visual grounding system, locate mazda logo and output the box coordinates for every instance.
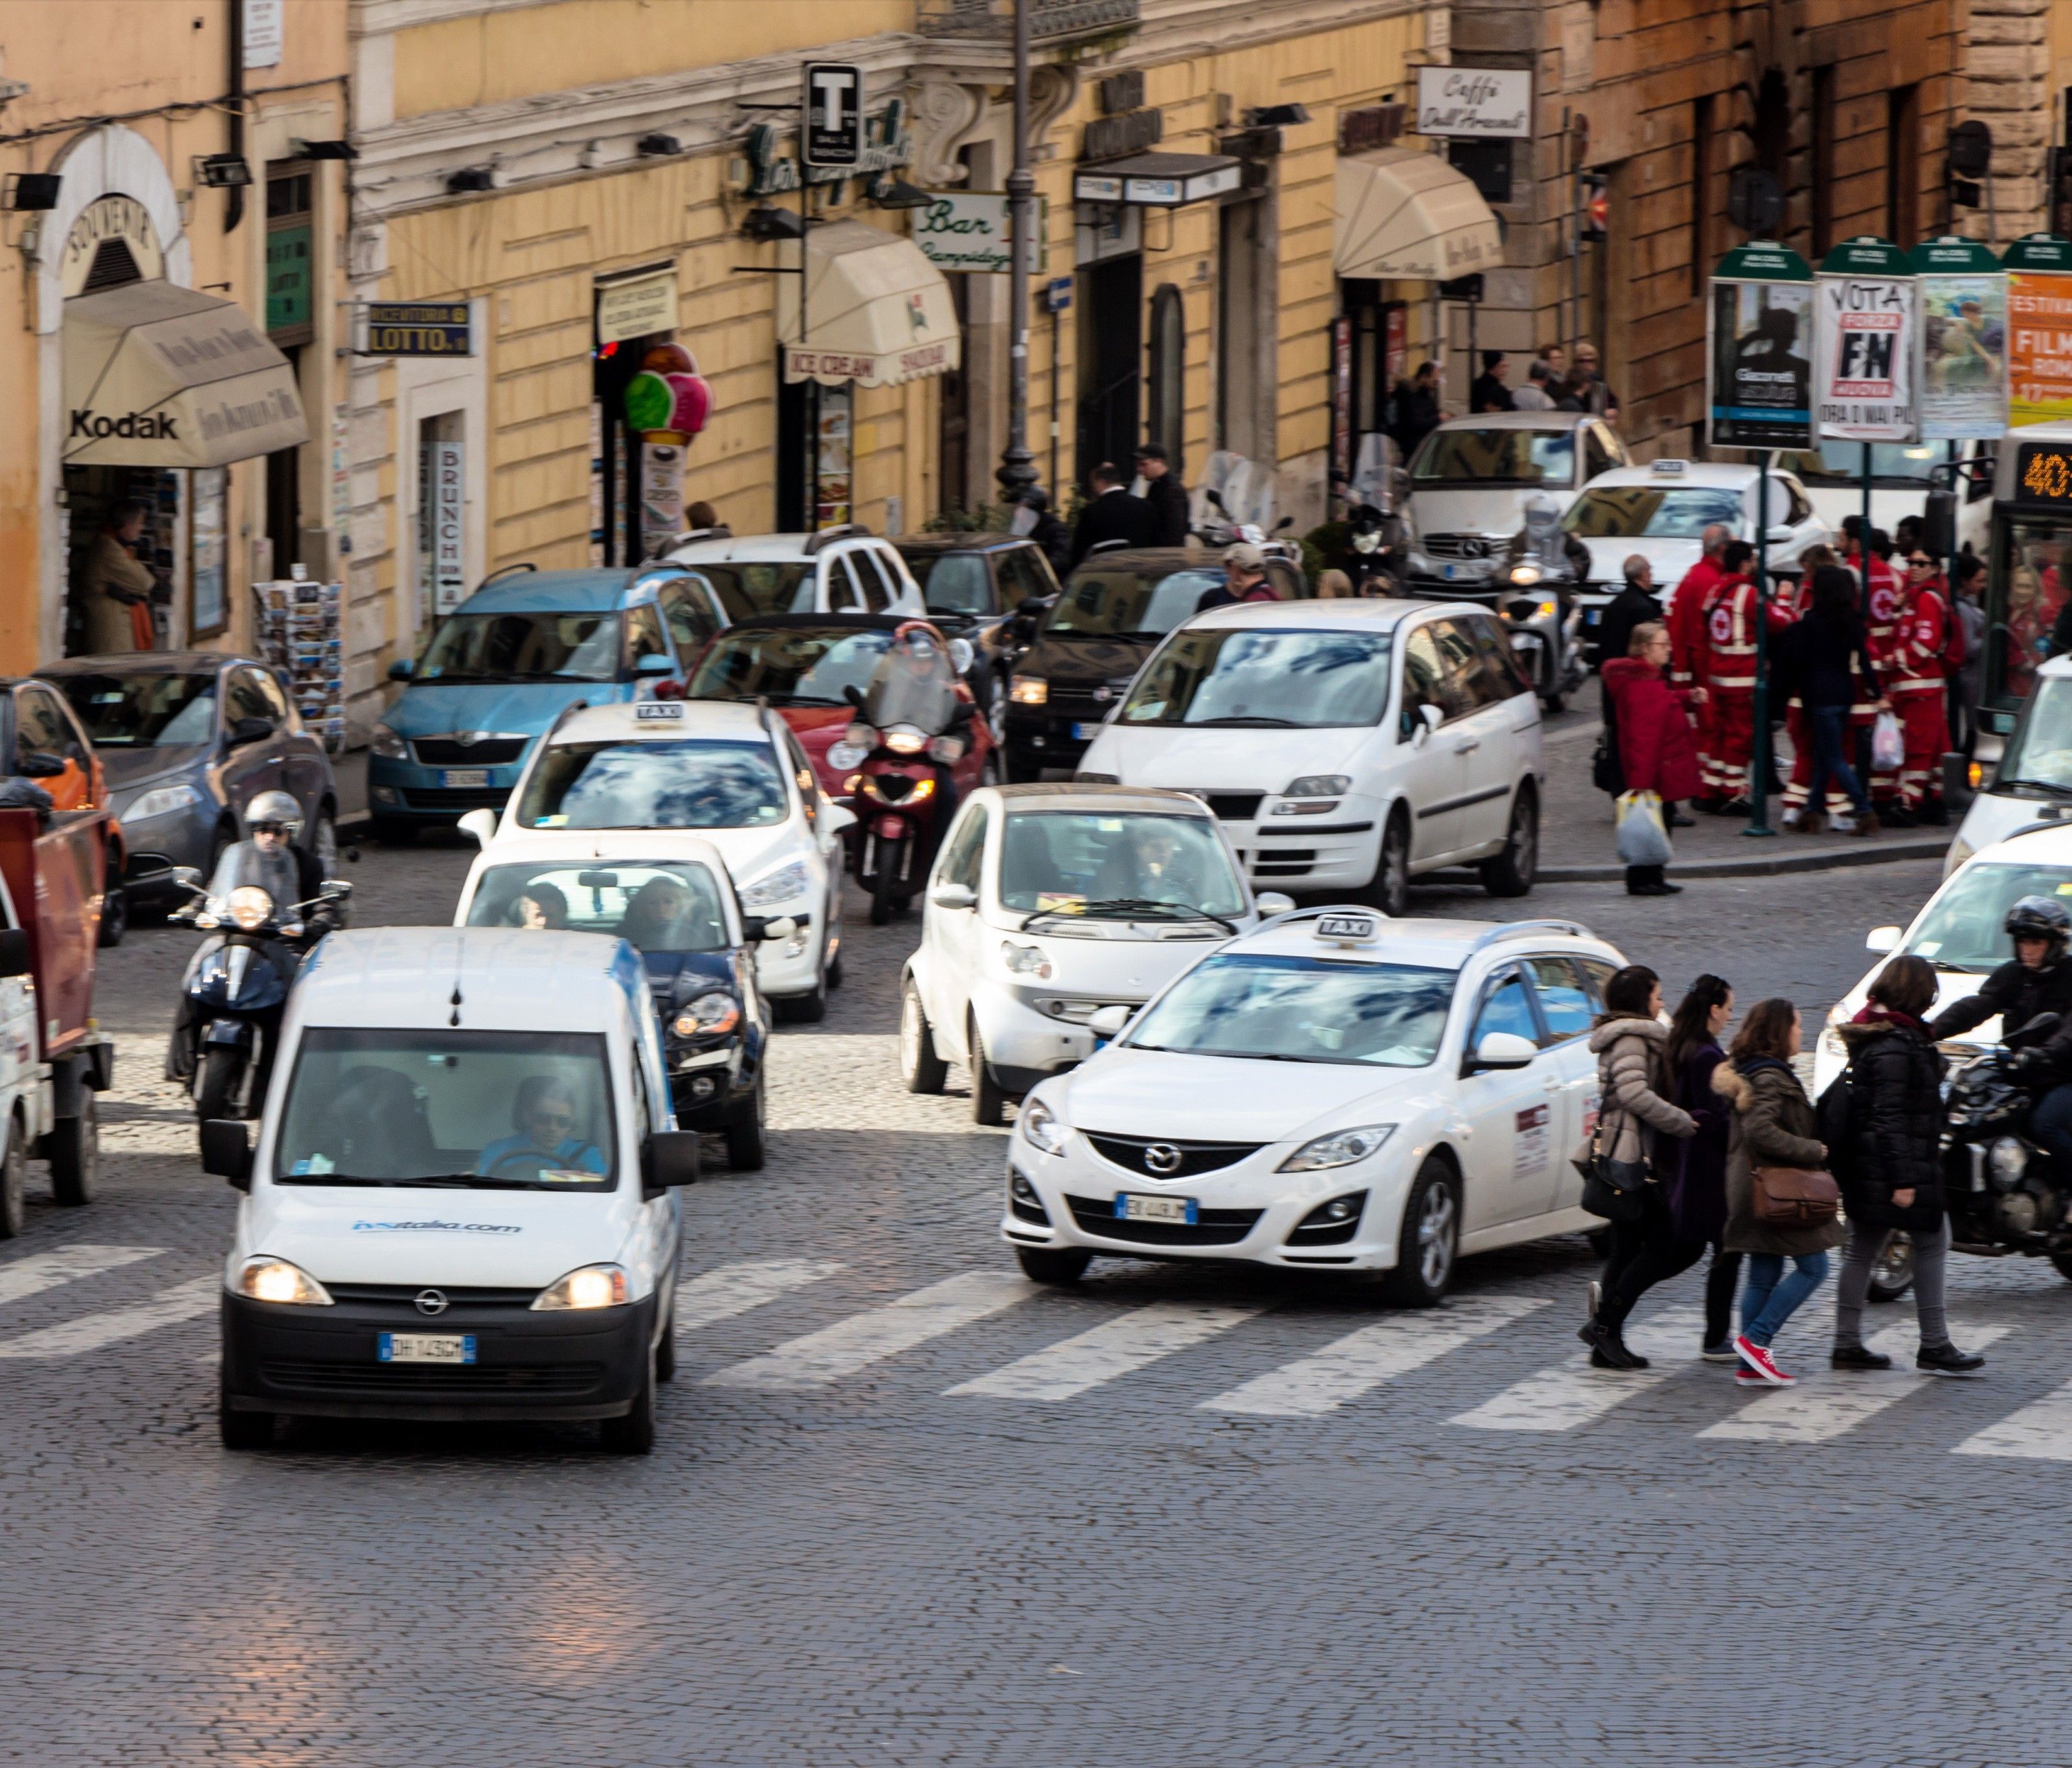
[414,1288,450,1316]
[1143,1144,1183,1176]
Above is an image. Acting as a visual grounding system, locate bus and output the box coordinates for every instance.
[1981,422,2072,746]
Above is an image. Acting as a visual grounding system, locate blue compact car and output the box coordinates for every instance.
[367,565,731,842]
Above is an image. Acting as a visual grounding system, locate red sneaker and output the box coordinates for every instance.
[1733,1335,1796,1387]
[1733,1368,1768,1387]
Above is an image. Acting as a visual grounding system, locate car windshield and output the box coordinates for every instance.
[1119,629,1393,728]
[273,1027,616,1190]
[1562,486,1746,539]
[685,626,892,706]
[1412,429,1575,487]
[903,552,994,616]
[1994,678,2072,794]
[465,860,729,952]
[1048,568,1223,637]
[47,671,217,745]
[1786,440,1948,484]
[1903,863,2072,973]
[416,611,622,684]
[517,738,789,830]
[1125,952,1455,1066]
[678,562,814,619]
[998,812,1248,918]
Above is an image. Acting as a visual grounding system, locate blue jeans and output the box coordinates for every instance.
[2031,1083,2072,1168]
[1740,1251,1830,1347]
[1805,704,1871,816]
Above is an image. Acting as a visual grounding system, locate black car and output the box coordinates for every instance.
[997,547,1307,781]
[891,535,1061,735]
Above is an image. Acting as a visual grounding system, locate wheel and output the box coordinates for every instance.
[826,946,844,991]
[371,816,417,847]
[1380,1159,1459,1306]
[901,979,949,1095]
[0,1115,23,1240]
[1015,1246,1092,1285]
[869,834,905,926]
[600,1350,657,1454]
[311,811,340,877]
[196,1046,245,1124]
[969,1018,1009,1127]
[96,877,126,948]
[1365,809,1411,918]
[1479,787,1539,899]
[1867,1229,1917,1302]
[655,1308,678,1383]
[724,1082,767,1170]
[218,1393,275,1451]
[47,1089,98,1207]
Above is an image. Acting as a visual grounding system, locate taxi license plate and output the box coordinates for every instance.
[1071,722,1099,741]
[1115,1192,1198,1225]
[378,1332,476,1365]
[441,768,490,789]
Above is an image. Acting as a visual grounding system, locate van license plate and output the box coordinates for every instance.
[1116,1192,1198,1224]
[1071,722,1099,741]
[379,1332,476,1364]
[441,769,490,789]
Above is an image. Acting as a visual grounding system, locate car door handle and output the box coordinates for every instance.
[1452,738,1481,754]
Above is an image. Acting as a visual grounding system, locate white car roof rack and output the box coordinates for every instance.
[1467,918,1595,952]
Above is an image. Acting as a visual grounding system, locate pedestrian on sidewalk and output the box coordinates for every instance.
[1668,526,1730,809]
[1700,539,1792,813]
[1663,974,1743,1361]
[1511,359,1558,411]
[1831,956,1987,1376]
[1601,621,1702,895]
[1886,548,1956,826]
[1133,444,1191,548]
[1777,565,1880,836]
[1579,965,1699,1371]
[1470,352,1514,413]
[1595,554,1660,671]
[1716,998,1841,1387]
[1952,553,1987,753]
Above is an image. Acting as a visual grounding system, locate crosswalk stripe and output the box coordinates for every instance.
[1201,1295,1549,1418]
[1954,1367,2072,1460]
[703,1270,1033,1391]
[0,1244,163,1308]
[1700,1325,2014,1444]
[0,1276,218,1359]
[1448,1304,1709,1433]
[949,1301,1263,1400]
[673,1259,844,1334]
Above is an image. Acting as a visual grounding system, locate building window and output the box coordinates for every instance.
[1689,93,1714,297]
[1887,83,1922,248]
[1810,66,1837,260]
[265,164,313,348]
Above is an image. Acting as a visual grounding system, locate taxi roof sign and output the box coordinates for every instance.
[634,701,685,720]
[1313,912,1381,946]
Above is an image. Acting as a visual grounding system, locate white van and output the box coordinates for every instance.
[1948,654,2072,872]
[208,926,697,1455]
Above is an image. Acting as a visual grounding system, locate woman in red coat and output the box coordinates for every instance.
[1601,621,1704,896]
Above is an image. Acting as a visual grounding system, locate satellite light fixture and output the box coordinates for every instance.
[195,153,252,189]
[292,139,358,161]
[871,177,934,210]
[1246,102,1311,128]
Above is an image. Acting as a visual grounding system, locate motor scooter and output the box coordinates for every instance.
[1346,502,1402,596]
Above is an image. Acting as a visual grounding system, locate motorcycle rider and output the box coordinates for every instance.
[1502,492,1591,590]
[1928,896,2072,1166]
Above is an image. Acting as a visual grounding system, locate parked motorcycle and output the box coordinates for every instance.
[1197,488,1301,564]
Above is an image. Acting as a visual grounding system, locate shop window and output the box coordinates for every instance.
[777,377,853,532]
[265,164,313,348]
[1145,284,1185,475]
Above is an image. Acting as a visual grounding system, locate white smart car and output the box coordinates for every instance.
[1002,908,1626,1302]
[1814,822,2072,1096]
[899,783,1296,1123]
[459,699,853,1020]
[1074,598,1542,914]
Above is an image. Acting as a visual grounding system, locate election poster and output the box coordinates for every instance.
[1910,236,2007,440]
[1816,273,1917,442]
[1706,243,1815,450]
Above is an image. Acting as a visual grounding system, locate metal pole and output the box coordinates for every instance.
[997,0,1037,503]
[1746,456,1777,836]
[1050,298,1062,493]
[1862,441,1874,567]
[802,172,816,529]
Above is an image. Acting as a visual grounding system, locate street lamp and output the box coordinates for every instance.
[996,0,1038,504]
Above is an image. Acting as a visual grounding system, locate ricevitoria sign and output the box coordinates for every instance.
[1706,240,1814,450]
[1815,237,1917,443]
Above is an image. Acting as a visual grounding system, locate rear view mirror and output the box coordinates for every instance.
[635,653,675,676]
[201,1118,253,1191]
[1017,596,1047,616]
[1473,1031,1538,1070]
[227,717,274,749]
[172,866,204,892]
[319,879,354,899]
[1766,525,1796,544]
[642,1130,700,1198]
[929,881,976,911]
[1088,1004,1132,1038]
[757,915,797,943]
[949,638,975,676]
[456,808,499,847]
[1865,926,1901,954]
[388,658,414,682]
[0,928,27,979]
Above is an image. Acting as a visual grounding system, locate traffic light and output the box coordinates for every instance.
[1580,172,1608,241]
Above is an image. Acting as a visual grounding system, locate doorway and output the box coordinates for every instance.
[63,464,178,656]
[1076,252,1142,484]
[1145,283,1186,474]
[1218,198,1267,459]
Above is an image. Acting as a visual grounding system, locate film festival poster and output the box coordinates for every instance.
[1709,279,1814,449]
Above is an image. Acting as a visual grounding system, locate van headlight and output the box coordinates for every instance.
[1019,1097,1068,1156]
[1278,1123,1395,1172]
[1001,940,1054,980]
[1009,676,1048,706]
[740,859,811,908]
[531,1264,629,1310]
[673,991,741,1038]
[234,1258,333,1306]
[370,723,409,761]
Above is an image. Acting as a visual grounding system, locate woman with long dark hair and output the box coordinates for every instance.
[1779,564,1882,834]
[1663,974,1742,1360]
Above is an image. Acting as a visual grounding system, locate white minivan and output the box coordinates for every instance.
[208,926,698,1454]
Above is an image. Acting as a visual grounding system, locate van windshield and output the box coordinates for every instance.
[273,1027,617,1189]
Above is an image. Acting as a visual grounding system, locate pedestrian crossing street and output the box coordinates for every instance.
[10,1244,2072,1459]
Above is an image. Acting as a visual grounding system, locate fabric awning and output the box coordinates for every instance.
[63,280,308,467]
[1334,147,1503,282]
[777,220,961,389]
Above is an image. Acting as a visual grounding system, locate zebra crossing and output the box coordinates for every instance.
[4,1242,2071,1459]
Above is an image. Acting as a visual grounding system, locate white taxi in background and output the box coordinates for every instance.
[1002,908,1626,1303]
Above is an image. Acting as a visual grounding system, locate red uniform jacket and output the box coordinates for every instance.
[1667,556,1725,692]
[1887,586,1952,694]
[1701,575,1794,691]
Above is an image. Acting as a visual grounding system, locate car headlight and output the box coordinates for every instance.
[1278,1123,1396,1172]
[125,782,203,822]
[370,723,409,760]
[530,1263,629,1311]
[1284,774,1351,798]
[673,990,741,1038]
[234,1257,333,1306]
[1001,940,1054,980]
[740,859,811,908]
[1819,1027,1847,1059]
[227,886,274,930]
[1009,676,1048,706]
[1020,1097,1068,1156]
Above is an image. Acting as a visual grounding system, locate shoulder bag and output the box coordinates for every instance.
[1751,1164,1841,1227]
[1575,1101,1649,1224]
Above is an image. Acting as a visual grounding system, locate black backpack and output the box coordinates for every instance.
[1815,1070,1855,1180]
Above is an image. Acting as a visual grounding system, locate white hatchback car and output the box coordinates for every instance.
[458,699,853,1020]
[899,783,1295,1123]
[1002,908,1626,1301]
[664,529,925,621]
[1074,599,1543,914]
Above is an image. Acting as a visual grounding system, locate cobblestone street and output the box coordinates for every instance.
[8,843,2072,1766]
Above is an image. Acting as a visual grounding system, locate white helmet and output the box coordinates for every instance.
[244,790,304,839]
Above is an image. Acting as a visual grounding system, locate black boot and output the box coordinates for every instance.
[1577,1317,1650,1370]
[1917,1341,1986,1377]
[1830,1342,1893,1371]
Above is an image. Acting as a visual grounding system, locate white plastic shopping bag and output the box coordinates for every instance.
[1614,789,1672,867]
[1871,710,1905,775]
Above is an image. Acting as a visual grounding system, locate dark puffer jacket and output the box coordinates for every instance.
[1838,1012,1948,1231]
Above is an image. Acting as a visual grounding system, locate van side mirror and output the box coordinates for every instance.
[0,928,28,978]
[388,658,414,682]
[1254,891,1295,917]
[201,1118,254,1191]
[1088,1004,1132,1038]
[642,1129,700,1198]
[456,808,499,847]
[635,653,675,676]
[1865,926,1901,954]
[320,879,354,900]
[1471,1031,1538,1071]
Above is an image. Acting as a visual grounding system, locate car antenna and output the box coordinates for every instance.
[451,934,464,1026]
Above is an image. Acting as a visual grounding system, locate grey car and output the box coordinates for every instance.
[38,652,340,910]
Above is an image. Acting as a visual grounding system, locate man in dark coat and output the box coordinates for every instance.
[1068,462,1158,567]
[1133,444,1191,547]
[1384,362,1443,462]
[1595,554,1661,671]
[1469,352,1514,414]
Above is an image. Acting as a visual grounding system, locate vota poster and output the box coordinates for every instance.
[1816,274,1918,442]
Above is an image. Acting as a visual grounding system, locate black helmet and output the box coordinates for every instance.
[2005,895,2072,948]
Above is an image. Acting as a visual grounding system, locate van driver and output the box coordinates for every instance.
[476,1075,607,1180]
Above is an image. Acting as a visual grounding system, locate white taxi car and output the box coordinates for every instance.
[1073,598,1542,915]
[458,698,853,1020]
[1002,908,1625,1303]
[900,783,1295,1125]
[1814,822,2072,1095]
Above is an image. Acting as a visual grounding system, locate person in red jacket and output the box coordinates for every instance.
[1603,621,1704,895]
[1887,551,1955,823]
[1667,524,1730,807]
[1701,539,1794,811]
[1857,531,1908,816]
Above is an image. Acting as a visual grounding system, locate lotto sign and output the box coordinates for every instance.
[1816,275,1918,441]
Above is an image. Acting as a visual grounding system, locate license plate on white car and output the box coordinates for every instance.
[441,768,490,788]
[1443,564,1460,580]
[1115,1192,1198,1225]
[378,1332,476,1364]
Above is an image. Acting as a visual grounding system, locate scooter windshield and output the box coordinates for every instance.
[207,841,298,915]
[862,627,959,736]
